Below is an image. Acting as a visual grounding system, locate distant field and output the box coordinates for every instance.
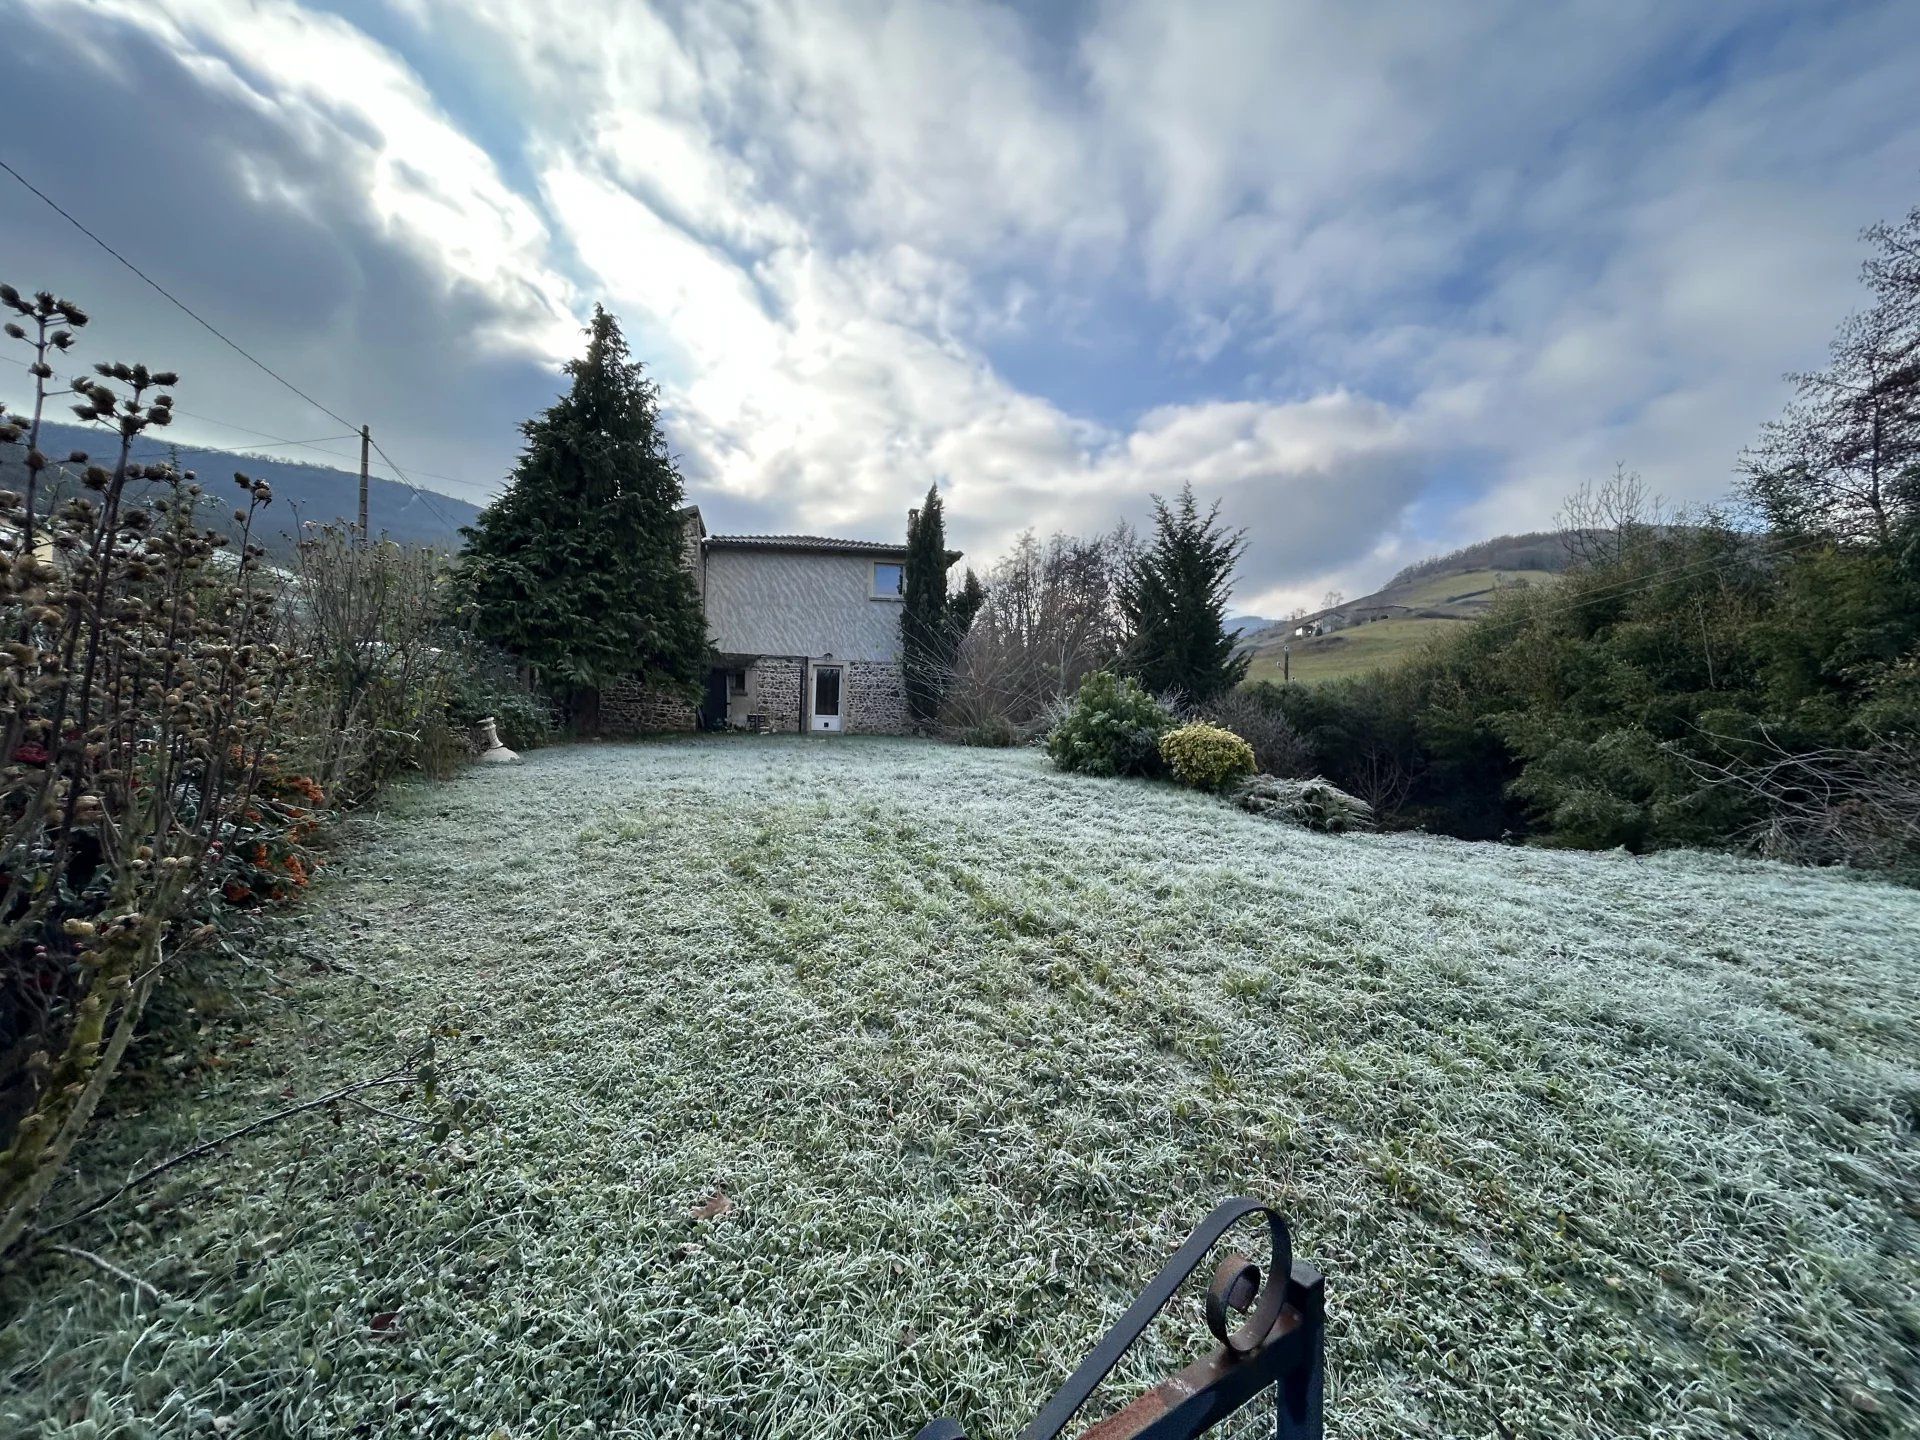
[1242,567,1559,685]
[1380,566,1559,612]
[1245,615,1472,684]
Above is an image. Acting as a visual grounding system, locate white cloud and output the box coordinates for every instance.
[408,0,1438,597]
[29,0,579,360]
[11,0,1917,608]
[480,0,1917,603]
[539,142,1427,591]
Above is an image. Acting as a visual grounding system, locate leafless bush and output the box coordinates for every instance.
[286,525,454,803]
[1678,726,1920,874]
[1203,689,1314,777]
[940,525,1136,736]
[1349,741,1420,818]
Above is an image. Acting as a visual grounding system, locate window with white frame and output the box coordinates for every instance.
[872,561,904,597]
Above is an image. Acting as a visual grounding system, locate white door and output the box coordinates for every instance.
[811,664,843,732]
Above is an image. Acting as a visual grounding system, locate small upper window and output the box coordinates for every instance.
[730,669,748,694]
[873,562,904,597]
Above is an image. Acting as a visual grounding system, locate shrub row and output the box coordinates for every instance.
[1041,671,1372,828]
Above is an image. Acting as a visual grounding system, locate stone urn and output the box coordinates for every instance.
[473,716,520,764]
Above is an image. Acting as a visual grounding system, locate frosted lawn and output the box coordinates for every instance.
[4,736,1916,1438]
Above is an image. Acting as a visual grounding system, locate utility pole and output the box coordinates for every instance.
[1283,643,1291,684]
[358,424,371,540]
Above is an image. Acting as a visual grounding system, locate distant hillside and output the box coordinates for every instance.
[1,419,482,555]
[1383,530,1586,588]
[1245,531,1579,685]
[1227,613,1275,637]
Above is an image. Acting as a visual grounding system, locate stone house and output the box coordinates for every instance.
[602,507,958,736]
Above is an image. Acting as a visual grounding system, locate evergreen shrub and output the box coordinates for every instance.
[1046,672,1174,777]
[1160,722,1257,791]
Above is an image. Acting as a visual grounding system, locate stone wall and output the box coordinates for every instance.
[846,660,908,735]
[597,658,902,736]
[600,677,697,736]
[750,657,803,732]
[680,510,707,602]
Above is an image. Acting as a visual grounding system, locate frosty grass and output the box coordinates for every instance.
[3,736,1916,1439]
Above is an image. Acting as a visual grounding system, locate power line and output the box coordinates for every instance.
[1545,527,1837,616]
[2,351,489,522]
[366,434,458,529]
[363,454,494,494]
[2,351,438,478]
[2,353,355,457]
[167,409,359,451]
[1430,526,1841,640]
[0,155,497,511]
[158,401,491,496]
[0,155,358,433]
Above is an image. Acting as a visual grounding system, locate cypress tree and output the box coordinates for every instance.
[1122,483,1249,703]
[459,307,707,726]
[902,484,985,725]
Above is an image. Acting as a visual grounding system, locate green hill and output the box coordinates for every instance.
[1245,531,1574,685]
[0,419,481,556]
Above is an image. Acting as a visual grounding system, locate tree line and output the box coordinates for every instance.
[1263,203,1920,874]
[931,488,1252,743]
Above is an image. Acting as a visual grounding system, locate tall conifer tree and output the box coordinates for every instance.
[902,484,985,725]
[1121,483,1248,702]
[460,307,707,725]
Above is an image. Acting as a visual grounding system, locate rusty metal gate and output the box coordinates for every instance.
[912,1197,1324,1440]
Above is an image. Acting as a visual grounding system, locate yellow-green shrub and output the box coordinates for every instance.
[1159,722,1256,791]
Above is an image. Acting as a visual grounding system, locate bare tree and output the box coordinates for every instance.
[1557,464,1662,567]
[1740,207,1920,545]
[1676,725,1920,873]
[943,524,1138,735]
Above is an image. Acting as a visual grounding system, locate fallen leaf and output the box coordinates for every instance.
[691,1188,733,1221]
[370,1310,402,1335]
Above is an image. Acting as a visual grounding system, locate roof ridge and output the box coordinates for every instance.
[707,532,906,549]
[700,531,960,560]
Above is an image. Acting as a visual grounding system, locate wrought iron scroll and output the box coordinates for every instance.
[911,1196,1325,1440]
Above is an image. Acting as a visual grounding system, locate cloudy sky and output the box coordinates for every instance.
[4,0,1917,611]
